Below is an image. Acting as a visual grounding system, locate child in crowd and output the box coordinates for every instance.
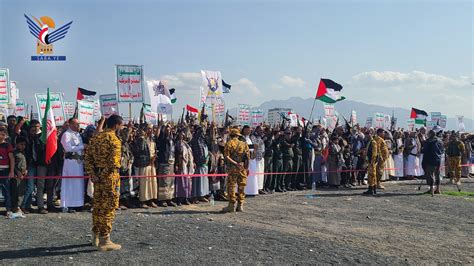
[0,127,15,217]
[10,136,28,218]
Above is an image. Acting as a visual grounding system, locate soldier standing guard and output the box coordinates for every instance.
[364,128,388,195]
[446,133,465,186]
[85,115,123,251]
[222,128,250,213]
[375,129,389,190]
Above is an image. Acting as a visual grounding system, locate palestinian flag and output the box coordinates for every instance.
[40,88,57,164]
[186,104,198,116]
[76,87,96,100]
[222,80,231,93]
[315,78,345,103]
[169,88,177,104]
[410,108,428,125]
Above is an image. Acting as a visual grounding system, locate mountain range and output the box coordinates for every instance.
[230,97,473,131]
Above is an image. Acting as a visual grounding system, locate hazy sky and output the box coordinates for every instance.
[0,0,472,119]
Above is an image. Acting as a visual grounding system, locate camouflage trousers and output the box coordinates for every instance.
[447,156,461,182]
[226,169,247,204]
[367,161,385,187]
[92,173,120,237]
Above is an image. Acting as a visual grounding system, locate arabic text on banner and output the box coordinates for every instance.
[99,94,119,118]
[9,81,17,110]
[251,109,264,127]
[374,113,385,129]
[439,115,447,128]
[0,68,10,104]
[63,101,76,119]
[143,103,159,124]
[323,103,337,130]
[15,99,26,117]
[116,65,144,102]
[77,100,95,129]
[430,112,441,125]
[323,103,335,117]
[93,100,102,120]
[238,104,250,126]
[407,119,415,131]
[35,92,66,126]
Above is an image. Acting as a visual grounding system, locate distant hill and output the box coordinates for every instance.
[230,97,473,131]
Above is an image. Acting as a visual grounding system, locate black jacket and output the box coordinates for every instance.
[30,133,46,167]
[155,132,175,165]
[132,136,151,168]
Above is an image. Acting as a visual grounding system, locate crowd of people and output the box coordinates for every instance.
[0,114,472,219]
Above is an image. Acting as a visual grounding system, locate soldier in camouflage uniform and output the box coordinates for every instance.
[375,129,389,190]
[85,115,123,251]
[364,128,388,195]
[446,133,465,186]
[222,128,250,213]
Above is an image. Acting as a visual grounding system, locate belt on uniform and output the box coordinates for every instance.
[65,152,84,161]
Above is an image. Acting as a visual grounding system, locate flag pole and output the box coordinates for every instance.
[308,97,317,124]
[212,103,216,123]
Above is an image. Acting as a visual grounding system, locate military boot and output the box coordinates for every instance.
[236,202,244,212]
[98,235,122,252]
[221,202,235,213]
[363,186,373,195]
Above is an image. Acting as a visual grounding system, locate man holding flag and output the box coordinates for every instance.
[37,88,58,214]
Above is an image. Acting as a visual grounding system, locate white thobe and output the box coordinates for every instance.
[406,141,420,177]
[244,136,258,196]
[61,129,85,208]
[393,139,404,177]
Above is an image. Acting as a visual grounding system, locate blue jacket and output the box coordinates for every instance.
[421,136,444,167]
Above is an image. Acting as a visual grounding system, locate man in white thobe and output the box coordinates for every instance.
[61,118,85,212]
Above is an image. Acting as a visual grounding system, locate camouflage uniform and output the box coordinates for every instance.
[85,129,122,237]
[223,136,250,206]
[366,137,378,187]
[374,135,389,186]
[446,139,465,184]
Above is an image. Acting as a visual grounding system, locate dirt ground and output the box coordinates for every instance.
[0,179,473,265]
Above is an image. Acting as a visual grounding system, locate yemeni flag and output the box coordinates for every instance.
[40,88,58,164]
[169,88,177,104]
[410,108,428,125]
[186,104,198,116]
[222,80,231,93]
[315,78,345,103]
[76,87,96,100]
